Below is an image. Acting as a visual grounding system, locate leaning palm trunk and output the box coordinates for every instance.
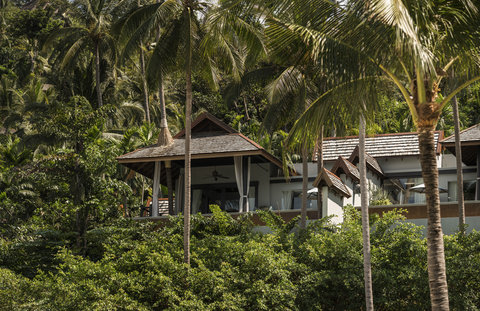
[300,145,308,228]
[183,8,193,266]
[359,113,374,310]
[157,73,173,146]
[451,95,465,233]
[95,41,103,108]
[418,126,450,310]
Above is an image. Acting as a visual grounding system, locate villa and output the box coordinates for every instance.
[117,113,480,233]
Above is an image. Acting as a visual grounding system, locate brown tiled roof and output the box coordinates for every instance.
[313,168,351,198]
[331,156,360,182]
[315,131,443,161]
[117,133,260,161]
[348,146,384,178]
[441,124,480,144]
[117,113,298,178]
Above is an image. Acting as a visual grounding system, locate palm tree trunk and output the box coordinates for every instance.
[183,8,192,266]
[451,95,465,233]
[317,127,323,218]
[157,73,173,146]
[95,41,103,108]
[300,145,308,228]
[418,126,450,311]
[359,113,374,311]
[139,44,151,123]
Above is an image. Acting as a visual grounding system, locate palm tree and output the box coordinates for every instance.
[359,111,374,310]
[259,0,480,309]
[44,0,118,108]
[451,94,465,233]
[115,0,254,264]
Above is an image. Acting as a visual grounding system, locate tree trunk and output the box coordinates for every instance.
[243,97,250,120]
[451,95,465,233]
[359,113,374,311]
[157,73,173,146]
[95,42,103,108]
[139,44,151,123]
[300,145,308,228]
[317,127,324,218]
[418,127,450,311]
[183,8,192,266]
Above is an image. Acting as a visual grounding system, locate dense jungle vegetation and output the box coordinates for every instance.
[1,0,480,310]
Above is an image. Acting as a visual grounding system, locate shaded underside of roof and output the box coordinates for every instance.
[441,124,480,166]
[121,154,273,183]
[444,145,480,166]
[331,156,360,182]
[313,168,351,198]
[315,131,442,161]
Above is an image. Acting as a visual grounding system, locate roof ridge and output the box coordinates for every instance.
[173,112,237,138]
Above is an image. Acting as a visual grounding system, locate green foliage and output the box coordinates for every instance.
[369,188,392,206]
[1,209,480,310]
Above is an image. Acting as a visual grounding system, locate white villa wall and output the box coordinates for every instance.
[405,216,480,235]
[376,156,422,173]
[326,190,344,224]
[269,180,315,210]
[293,162,322,177]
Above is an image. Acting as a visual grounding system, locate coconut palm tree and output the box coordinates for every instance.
[115,0,258,264]
[44,0,119,108]
[358,111,374,310]
[257,0,480,309]
[451,95,465,233]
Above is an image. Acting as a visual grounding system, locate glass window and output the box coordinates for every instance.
[191,182,258,213]
[291,191,315,210]
[448,180,476,201]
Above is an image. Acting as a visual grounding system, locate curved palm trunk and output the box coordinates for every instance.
[418,126,449,310]
[359,113,374,311]
[451,96,465,233]
[139,44,151,123]
[137,0,150,123]
[95,42,103,108]
[183,8,192,265]
[300,146,308,228]
[157,73,173,146]
[317,127,323,218]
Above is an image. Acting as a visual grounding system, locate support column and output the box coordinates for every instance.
[476,147,480,200]
[242,156,250,212]
[321,186,329,217]
[152,161,161,216]
[166,160,174,215]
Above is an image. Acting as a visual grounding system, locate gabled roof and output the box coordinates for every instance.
[441,123,480,166]
[331,156,360,182]
[315,131,443,161]
[313,168,351,198]
[117,113,298,179]
[174,112,236,138]
[441,124,480,145]
[348,146,384,178]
